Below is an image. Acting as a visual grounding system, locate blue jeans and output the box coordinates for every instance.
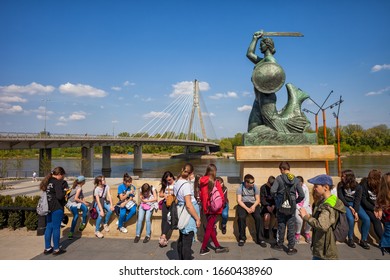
[118,205,137,228]
[95,202,113,232]
[136,206,153,237]
[222,203,229,225]
[44,208,63,250]
[69,204,88,233]
[345,202,370,241]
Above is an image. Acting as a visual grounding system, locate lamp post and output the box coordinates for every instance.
[332,96,344,177]
[308,90,333,174]
[302,108,319,142]
[112,120,118,137]
[41,97,51,135]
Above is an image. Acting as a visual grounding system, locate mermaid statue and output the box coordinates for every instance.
[244,30,317,145]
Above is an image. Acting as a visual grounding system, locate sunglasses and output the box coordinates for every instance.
[246,181,255,185]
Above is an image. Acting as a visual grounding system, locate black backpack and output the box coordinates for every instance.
[332,208,349,242]
[278,185,295,215]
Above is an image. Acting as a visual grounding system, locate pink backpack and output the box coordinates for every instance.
[209,183,223,213]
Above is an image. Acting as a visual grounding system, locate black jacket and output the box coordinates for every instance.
[337,182,363,212]
[360,178,376,212]
[46,177,67,212]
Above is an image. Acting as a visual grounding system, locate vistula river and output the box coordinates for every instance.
[2,155,390,179]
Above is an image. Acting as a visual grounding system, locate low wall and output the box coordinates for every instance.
[62,176,379,245]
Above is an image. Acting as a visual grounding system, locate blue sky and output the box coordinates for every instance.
[0,0,389,139]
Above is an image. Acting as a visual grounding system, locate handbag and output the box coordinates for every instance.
[158,199,164,210]
[166,194,176,207]
[89,205,98,219]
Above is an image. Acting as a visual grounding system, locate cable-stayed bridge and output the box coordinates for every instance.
[0,80,219,177]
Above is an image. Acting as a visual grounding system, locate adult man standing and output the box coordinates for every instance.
[236,174,267,248]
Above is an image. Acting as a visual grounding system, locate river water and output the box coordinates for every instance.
[2,155,389,179]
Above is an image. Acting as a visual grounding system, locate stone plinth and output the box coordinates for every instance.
[235,145,335,184]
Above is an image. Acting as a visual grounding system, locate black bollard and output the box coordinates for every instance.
[37,215,46,236]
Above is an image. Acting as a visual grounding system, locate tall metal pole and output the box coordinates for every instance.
[332,95,344,177]
[309,90,333,174]
[41,96,51,134]
[336,115,341,177]
[322,109,329,174]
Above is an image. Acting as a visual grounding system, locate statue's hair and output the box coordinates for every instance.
[261,38,276,54]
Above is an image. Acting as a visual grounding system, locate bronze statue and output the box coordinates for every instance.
[244,30,316,145]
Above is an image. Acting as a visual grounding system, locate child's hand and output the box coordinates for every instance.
[298,207,307,218]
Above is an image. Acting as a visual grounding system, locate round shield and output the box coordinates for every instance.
[252,62,286,94]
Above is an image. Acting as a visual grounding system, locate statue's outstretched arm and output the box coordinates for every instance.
[246,30,263,64]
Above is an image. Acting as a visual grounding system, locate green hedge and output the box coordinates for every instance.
[0,195,39,230]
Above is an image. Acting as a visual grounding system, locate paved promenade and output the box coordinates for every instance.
[1,177,390,261]
[0,227,389,260]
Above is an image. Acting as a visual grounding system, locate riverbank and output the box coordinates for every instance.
[95,152,233,159]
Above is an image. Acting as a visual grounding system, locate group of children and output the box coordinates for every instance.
[44,162,390,259]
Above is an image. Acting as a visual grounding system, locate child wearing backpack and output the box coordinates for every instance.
[199,164,228,255]
[66,175,91,240]
[299,174,346,260]
[41,166,68,256]
[271,161,304,255]
[134,183,158,243]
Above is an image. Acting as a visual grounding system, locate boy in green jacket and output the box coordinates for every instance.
[299,174,346,260]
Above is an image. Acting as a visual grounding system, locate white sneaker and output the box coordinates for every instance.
[116,220,119,225]
[119,227,128,233]
[103,224,110,232]
[95,231,104,239]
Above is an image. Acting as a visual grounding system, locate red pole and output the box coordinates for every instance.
[336,117,342,177]
[322,109,329,175]
[315,114,319,144]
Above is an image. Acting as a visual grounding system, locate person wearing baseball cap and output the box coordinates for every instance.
[66,175,90,240]
[298,174,346,259]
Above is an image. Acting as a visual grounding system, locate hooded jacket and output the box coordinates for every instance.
[303,194,346,260]
[46,177,67,212]
[199,175,225,215]
[270,173,304,211]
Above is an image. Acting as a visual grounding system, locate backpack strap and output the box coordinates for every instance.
[175,182,187,205]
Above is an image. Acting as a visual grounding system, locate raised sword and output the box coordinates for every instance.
[262,32,304,37]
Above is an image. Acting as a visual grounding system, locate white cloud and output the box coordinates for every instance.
[210,91,238,100]
[56,122,67,126]
[124,81,135,86]
[142,97,153,102]
[237,105,252,112]
[371,64,390,72]
[69,112,87,120]
[365,86,390,96]
[0,82,55,95]
[143,111,171,119]
[0,96,27,103]
[242,91,252,97]
[58,111,87,122]
[111,86,121,91]
[169,81,210,98]
[0,105,23,114]
[59,82,107,98]
[202,112,216,117]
